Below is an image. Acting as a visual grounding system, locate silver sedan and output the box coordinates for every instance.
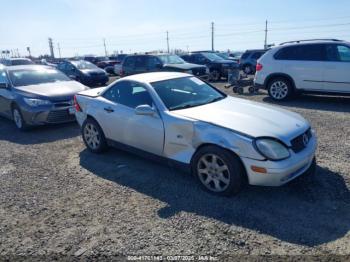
[74,72,317,196]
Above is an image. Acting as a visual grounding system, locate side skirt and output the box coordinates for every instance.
[106,139,191,174]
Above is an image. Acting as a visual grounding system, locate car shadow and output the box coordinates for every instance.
[0,117,80,145]
[79,148,350,247]
[262,94,350,113]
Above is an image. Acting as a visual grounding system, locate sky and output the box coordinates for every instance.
[1,0,350,57]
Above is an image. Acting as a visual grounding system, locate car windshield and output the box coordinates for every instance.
[72,61,98,70]
[157,55,185,64]
[9,68,71,87]
[151,76,226,111]
[201,52,224,61]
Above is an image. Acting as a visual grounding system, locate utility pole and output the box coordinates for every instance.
[26,47,31,58]
[264,20,268,49]
[166,31,170,53]
[48,37,55,58]
[211,22,214,51]
[57,43,62,58]
[103,38,108,56]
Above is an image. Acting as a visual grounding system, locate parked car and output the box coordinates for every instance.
[57,60,109,87]
[181,52,238,81]
[112,54,128,76]
[0,65,88,130]
[254,39,350,101]
[119,54,208,78]
[240,49,267,74]
[74,72,317,196]
[0,58,34,66]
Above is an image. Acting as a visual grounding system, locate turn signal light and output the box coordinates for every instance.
[251,166,267,174]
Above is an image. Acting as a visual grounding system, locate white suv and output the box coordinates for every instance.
[254,39,350,100]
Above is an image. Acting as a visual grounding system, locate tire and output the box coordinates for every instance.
[243,64,253,75]
[209,69,221,82]
[267,77,294,101]
[191,145,246,196]
[12,106,29,131]
[82,118,108,153]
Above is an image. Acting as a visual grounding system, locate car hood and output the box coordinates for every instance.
[171,96,309,145]
[14,81,89,100]
[164,63,206,70]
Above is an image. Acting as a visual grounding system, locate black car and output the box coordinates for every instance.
[57,60,109,87]
[181,52,238,81]
[120,54,208,78]
[239,49,267,75]
[97,55,128,75]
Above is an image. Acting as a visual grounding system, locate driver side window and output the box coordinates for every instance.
[0,70,8,83]
[103,81,153,108]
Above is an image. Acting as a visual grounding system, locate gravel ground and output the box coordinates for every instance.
[0,76,349,260]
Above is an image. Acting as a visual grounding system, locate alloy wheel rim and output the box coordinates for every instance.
[211,71,220,81]
[197,153,231,192]
[13,109,22,129]
[84,123,101,149]
[270,81,288,99]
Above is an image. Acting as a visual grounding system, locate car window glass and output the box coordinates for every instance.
[147,57,161,69]
[325,45,339,61]
[133,56,147,70]
[252,52,264,59]
[123,57,135,68]
[0,70,8,83]
[336,45,350,62]
[241,52,250,59]
[103,81,153,108]
[275,44,326,61]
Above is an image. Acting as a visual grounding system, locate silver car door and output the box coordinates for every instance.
[98,81,165,156]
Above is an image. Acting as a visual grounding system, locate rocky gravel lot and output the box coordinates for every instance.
[0,76,349,260]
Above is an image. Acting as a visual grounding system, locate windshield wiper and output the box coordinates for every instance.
[170,103,203,111]
[206,96,225,104]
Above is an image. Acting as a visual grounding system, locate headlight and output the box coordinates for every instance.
[23,98,51,107]
[184,70,192,74]
[254,138,290,161]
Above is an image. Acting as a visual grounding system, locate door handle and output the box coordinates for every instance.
[104,107,114,113]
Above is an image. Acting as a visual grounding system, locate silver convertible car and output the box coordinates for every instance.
[74,72,317,196]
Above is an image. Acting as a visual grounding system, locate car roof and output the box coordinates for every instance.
[5,65,52,71]
[122,72,191,83]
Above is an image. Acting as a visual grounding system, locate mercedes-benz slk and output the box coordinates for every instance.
[74,72,317,196]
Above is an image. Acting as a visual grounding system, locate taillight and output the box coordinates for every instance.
[256,63,263,72]
[74,95,82,112]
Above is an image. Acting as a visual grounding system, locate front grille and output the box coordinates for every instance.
[54,100,73,108]
[47,109,75,123]
[192,67,206,76]
[291,129,312,153]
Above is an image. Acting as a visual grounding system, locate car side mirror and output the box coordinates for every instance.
[0,82,8,89]
[135,105,156,116]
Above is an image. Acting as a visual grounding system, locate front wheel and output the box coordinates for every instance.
[12,106,28,131]
[82,118,108,153]
[192,146,246,196]
[267,77,294,101]
[209,70,221,82]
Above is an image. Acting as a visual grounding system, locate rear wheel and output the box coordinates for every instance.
[82,118,108,153]
[267,77,294,101]
[243,64,253,75]
[192,145,246,196]
[210,70,221,82]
